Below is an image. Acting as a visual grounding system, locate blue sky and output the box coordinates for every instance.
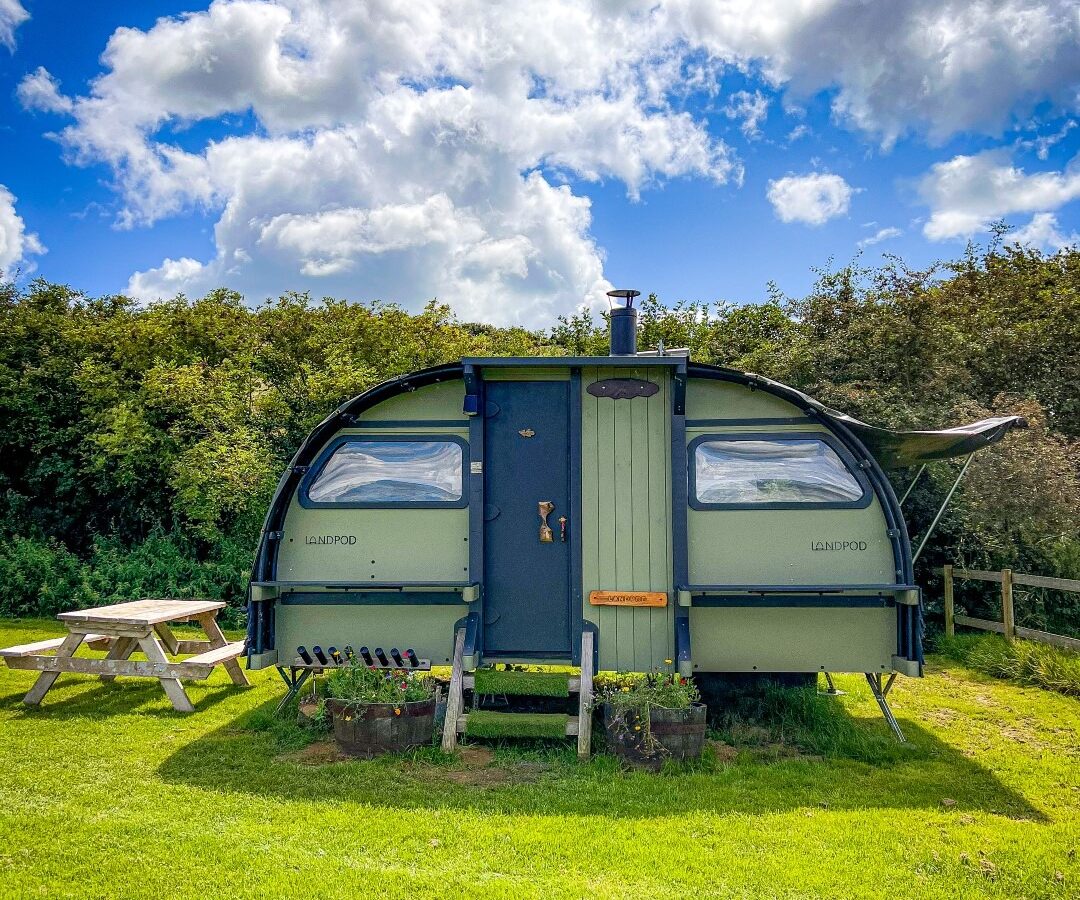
[1,1,1079,326]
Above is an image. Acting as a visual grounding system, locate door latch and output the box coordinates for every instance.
[538,501,554,543]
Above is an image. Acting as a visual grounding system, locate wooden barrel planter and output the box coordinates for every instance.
[603,702,707,768]
[327,696,436,758]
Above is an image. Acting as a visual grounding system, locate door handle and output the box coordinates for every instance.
[558,516,567,543]
[538,501,554,543]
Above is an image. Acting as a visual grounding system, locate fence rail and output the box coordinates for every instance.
[936,565,1080,653]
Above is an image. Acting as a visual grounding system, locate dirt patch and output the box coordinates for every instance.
[459,746,495,768]
[708,740,740,763]
[280,740,349,766]
[925,707,959,727]
[406,744,552,787]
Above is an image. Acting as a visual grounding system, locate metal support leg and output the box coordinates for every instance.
[882,673,897,698]
[865,673,906,742]
[274,667,312,715]
[821,672,845,696]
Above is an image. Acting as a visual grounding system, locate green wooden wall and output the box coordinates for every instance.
[581,366,674,672]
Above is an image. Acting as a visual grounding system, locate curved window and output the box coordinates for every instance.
[689,434,869,509]
[302,438,466,507]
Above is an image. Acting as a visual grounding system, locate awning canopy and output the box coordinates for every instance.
[701,367,1028,470]
[822,414,1027,469]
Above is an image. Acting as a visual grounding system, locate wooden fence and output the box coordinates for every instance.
[937,565,1080,652]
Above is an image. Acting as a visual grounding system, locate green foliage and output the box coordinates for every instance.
[0,237,1078,626]
[934,633,1080,697]
[597,670,701,715]
[324,660,433,707]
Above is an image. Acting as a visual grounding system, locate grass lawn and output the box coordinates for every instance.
[0,618,1077,899]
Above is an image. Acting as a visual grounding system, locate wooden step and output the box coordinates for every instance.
[458,711,577,738]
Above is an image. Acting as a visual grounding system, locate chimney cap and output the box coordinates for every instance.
[606,288,640,308]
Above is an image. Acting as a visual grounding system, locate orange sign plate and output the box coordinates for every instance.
[589,590,668,608]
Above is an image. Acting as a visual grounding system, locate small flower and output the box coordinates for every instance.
[621,686,630,692]
[394,708,401,716]
[664,659,673,665]
[634,724,641,731]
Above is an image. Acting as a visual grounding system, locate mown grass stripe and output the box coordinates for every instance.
[472,669,570,697]
[464,711,569,739]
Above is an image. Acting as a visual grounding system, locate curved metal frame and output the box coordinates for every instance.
[247,358,923,676]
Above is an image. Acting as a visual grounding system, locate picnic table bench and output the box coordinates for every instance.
[0,599,248,712]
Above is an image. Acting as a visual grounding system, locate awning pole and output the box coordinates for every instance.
[912,454,974,564]
[899,464,927,506]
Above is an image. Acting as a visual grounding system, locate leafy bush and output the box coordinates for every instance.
[0,531,252,624]
[0,536,90,617]
[935,632,1080,697]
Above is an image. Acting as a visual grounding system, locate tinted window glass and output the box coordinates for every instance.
[307,440,463,504]
[693,439,863,505]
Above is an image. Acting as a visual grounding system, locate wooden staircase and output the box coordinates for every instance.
[441,630,595,758]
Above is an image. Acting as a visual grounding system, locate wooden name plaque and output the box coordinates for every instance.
[589,590,668,608]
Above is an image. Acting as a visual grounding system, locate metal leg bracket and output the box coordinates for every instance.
[865,672,905,742]
[274,666,313,715]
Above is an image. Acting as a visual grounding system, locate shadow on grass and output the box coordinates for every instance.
[153,696,1047,822]
[0,675,242,717]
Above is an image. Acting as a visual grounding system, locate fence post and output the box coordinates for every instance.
[943,565,954,638]
[1001,568,1015,642]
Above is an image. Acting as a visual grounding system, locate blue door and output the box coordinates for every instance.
[483,380,572,656]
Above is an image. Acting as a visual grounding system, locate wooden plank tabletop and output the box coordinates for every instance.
[57,598,226,627]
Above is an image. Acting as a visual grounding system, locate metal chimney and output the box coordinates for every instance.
[607,288,640,356]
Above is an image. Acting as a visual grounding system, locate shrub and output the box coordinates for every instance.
[0,536,90,617]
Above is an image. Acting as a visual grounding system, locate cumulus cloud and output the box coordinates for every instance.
[767,173,855,226]
[858,226,902,248]
[1009,212,1079,250]
[0,0,28,50]
[17,67,74,113]
[27,0,1080,323]
[671,0,1080,146]
[0,184,46,275]
[920,149,1080,240]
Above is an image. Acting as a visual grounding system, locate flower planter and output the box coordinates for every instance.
[603,702,707,768]
[327,696,436,758]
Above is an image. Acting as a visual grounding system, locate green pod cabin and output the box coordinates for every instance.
[247,294,1023,703]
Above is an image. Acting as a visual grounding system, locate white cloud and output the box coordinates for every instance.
[1022,120,1077,160]
[920,149,1080,240]
[1009,212,1079,250]
[787,124,810,142]
[17,67,74,113]
[671,0,1080,146]
[0,184,46,275]
[858,226,902,248]
[767,173,855,226]
[28,0,1080,324]
[0,0,28,50]
[723,90,769,138]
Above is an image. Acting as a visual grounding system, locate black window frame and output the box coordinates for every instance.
[687,431,872,511]
[299,434,470,509]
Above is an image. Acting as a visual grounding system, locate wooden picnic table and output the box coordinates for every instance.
[0,599,248,712]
